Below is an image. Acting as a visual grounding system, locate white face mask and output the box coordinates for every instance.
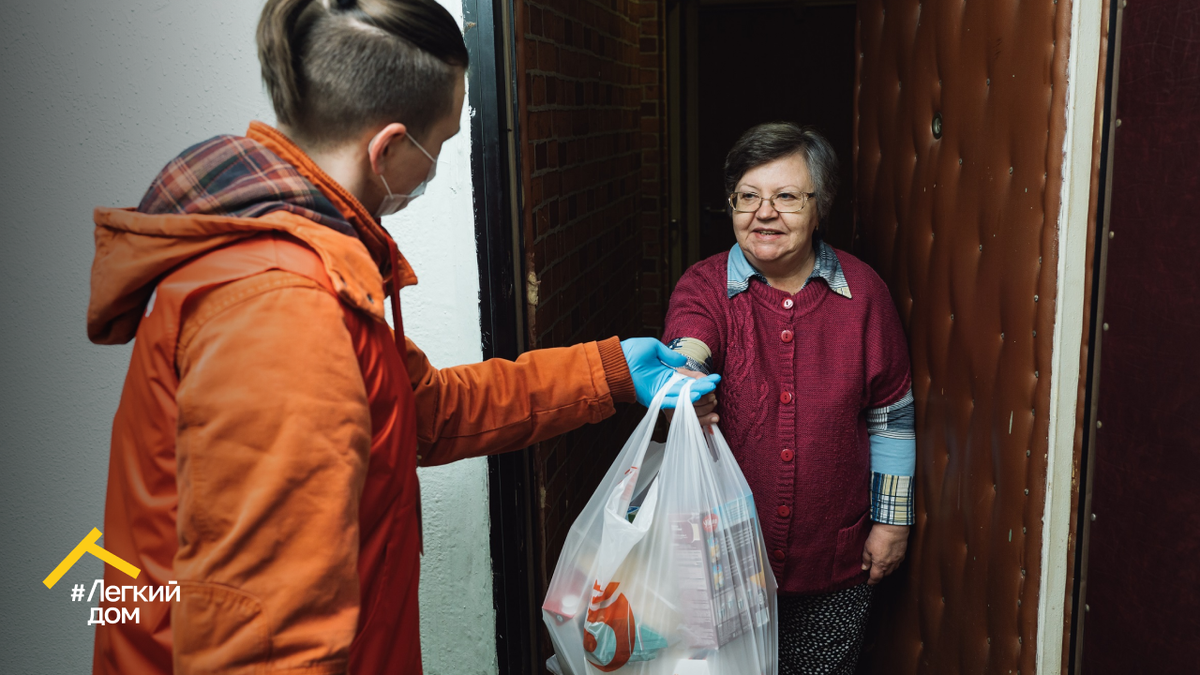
[375,134,438,218]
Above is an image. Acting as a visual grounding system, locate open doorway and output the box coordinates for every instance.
[661,0,1087,673]
[667,0,857,282]
[490,0,1095,671]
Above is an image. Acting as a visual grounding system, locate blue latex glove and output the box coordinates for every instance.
[620,338,720,408]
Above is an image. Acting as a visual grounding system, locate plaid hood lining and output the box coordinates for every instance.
[137,134,359,240]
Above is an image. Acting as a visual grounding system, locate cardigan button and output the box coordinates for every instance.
[772,549,786,561]
[782,298,794,309]
[777,505,791,518]
[781,329,794,343]
[781,448,794,462]
[780,391,793,404]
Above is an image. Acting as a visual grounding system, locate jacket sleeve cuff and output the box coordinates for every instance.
[597,336,636,404]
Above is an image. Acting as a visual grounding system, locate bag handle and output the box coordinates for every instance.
[590,371,688,581]
[627,370,687,470]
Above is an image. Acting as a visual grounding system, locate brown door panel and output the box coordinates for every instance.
[854,0,1073,672]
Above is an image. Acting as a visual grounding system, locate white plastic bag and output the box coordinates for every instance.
[543,374,777,675]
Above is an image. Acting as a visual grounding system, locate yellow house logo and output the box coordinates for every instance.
[44,528,141,589]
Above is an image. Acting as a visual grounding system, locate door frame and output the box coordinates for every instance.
[1037,0,1107,672]
[665,0,701,285]
[1067,0,1123,670]
[468,0,1111,670]
[462,0,537,671]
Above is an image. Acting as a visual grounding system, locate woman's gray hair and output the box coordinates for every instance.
[723,122,839,226]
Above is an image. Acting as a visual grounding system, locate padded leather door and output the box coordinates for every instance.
[854,0,1072,672]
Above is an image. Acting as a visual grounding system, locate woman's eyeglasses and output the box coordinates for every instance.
[728,191,815,213]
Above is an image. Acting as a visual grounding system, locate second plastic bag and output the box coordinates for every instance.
[543,374,777,675]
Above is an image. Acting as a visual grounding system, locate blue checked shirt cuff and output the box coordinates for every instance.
[868,389,915,525]
[871,473,915,525]
[667,337,713,375]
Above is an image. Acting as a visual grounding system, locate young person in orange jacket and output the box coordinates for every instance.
[86,1,718,672]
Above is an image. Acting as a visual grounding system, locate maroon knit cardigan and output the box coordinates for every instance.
[664,249,911,595]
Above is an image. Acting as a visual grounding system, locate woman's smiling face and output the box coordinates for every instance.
[731,153,819,274]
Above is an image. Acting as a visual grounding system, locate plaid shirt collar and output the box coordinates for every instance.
[137,122,417,292]
[726,239,852,299]
[137,132,357,238]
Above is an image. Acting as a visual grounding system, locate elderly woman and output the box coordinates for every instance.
[665,122,915,674]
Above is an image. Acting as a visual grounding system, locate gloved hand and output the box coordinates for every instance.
[620,338,720,408]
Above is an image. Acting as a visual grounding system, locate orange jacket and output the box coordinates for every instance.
[87,122,635,674]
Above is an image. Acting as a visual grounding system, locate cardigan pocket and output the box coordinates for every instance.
[831,510,871,584]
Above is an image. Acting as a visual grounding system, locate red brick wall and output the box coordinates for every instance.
[512,0,666,659]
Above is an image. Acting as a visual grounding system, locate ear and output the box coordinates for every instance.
[367,123,409,176]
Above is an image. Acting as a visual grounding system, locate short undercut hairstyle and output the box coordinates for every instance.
[723,122,840,226]
[258,0,469,148]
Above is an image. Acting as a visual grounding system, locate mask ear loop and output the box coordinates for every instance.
[379,173,397,199]
[407,133,437,164]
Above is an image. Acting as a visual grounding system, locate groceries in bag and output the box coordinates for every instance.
[542,374,777,675]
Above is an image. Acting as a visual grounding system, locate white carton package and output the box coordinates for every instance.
[542,374,777,675]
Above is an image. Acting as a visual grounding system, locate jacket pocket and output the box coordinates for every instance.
[831,510,871,585]
[173,581,268,674]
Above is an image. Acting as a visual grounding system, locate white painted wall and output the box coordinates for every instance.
[0,1,496,673]
[388,4,499,670]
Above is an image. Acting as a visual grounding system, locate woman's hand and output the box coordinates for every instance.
[861,523,909,585]
[663,368,719,427]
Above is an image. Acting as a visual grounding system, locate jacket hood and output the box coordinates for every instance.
[88,123,417,345]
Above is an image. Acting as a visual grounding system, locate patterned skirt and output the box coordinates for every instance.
[777,583,873,675]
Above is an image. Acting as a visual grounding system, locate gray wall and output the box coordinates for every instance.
[0,1,496,673]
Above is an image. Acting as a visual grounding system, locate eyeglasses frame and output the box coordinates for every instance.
[727,190,816,214]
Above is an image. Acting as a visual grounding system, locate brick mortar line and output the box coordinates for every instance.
[530,170,643,205]
[536,262,639,340]
[525,0,644,28]
[561,256,638,306]
[529,193,640,222]
[523,29,641,53]
[534,262,638,336]
[531,214,639,250]
[526,64,655,89]
[530,162,643,182]
[524,65,649,81]
[523,1,644,39]
[534,215,639,240]
[535,226,638,279]
[531,194,640,231]
[527,103,642,112]
[533,213,637,245]
[523,120,646,134]
[529,154,643,180]
[529,146,642,162]
[523,71,646,91]
[524,76,642,89]
[525,129,643,144]
[533,217,634,267]
[532,209,638,250]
